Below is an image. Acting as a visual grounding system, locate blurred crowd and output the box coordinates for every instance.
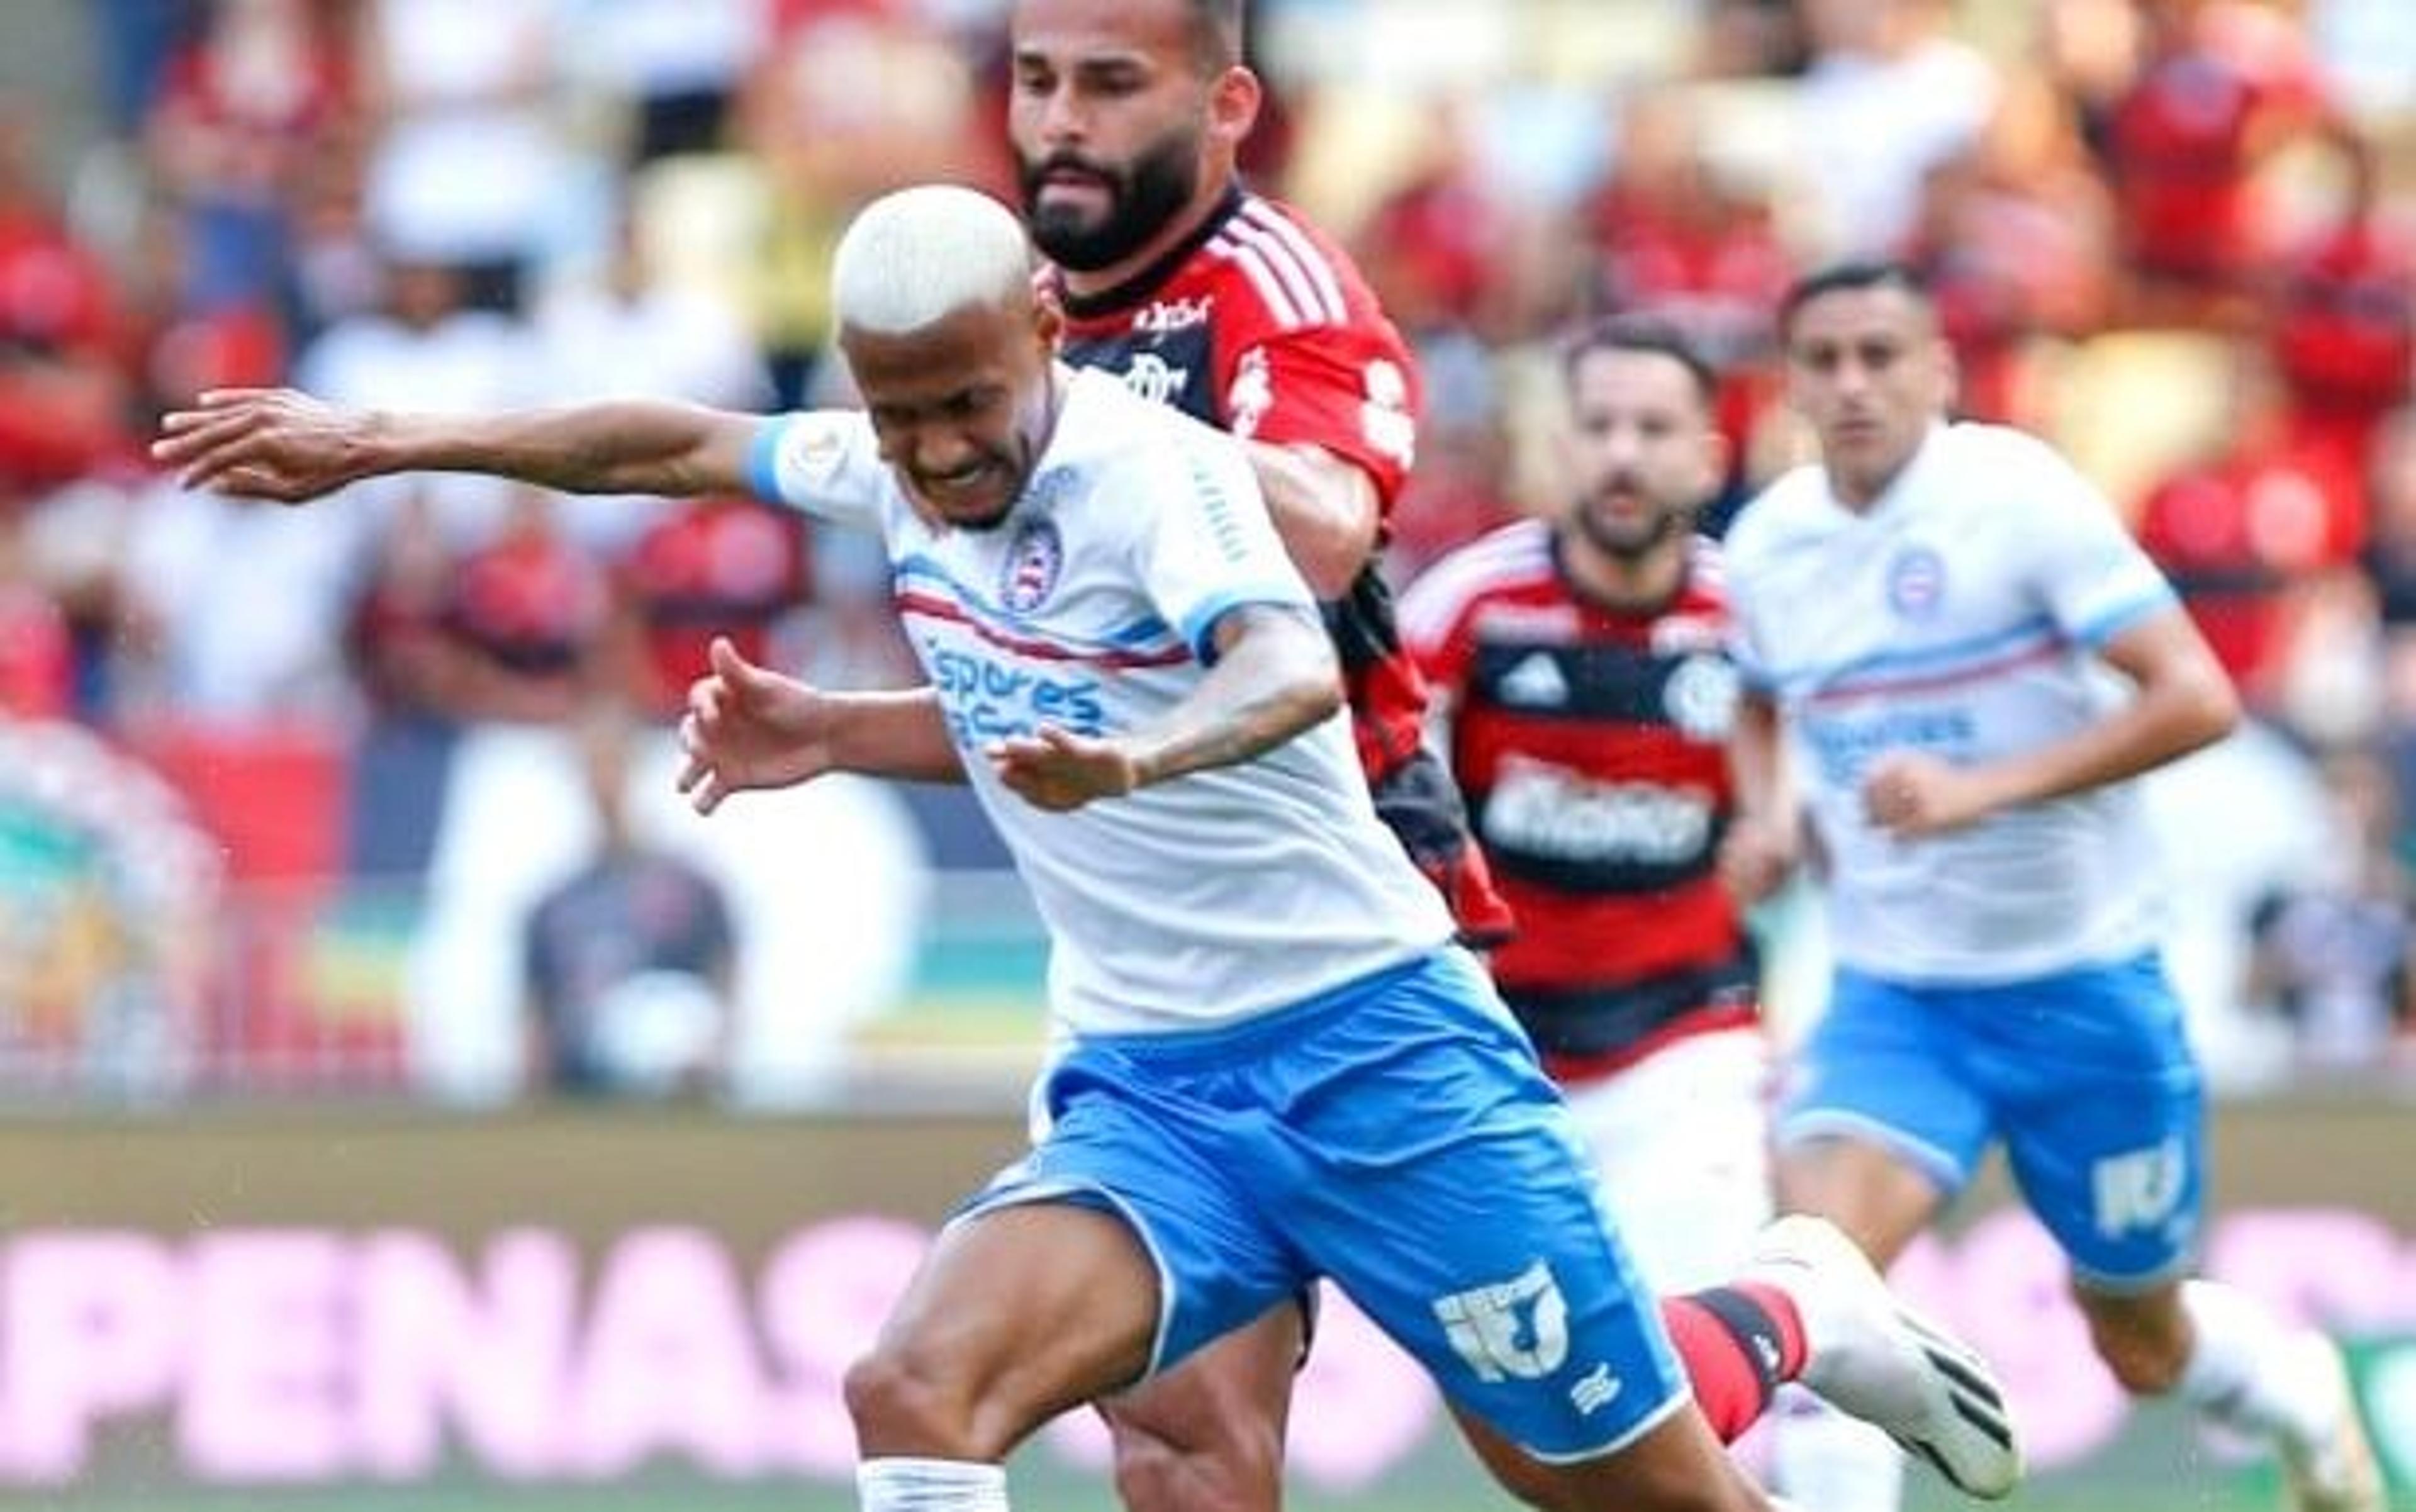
[3,0,2415,1096]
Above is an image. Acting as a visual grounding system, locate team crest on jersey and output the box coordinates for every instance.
[1664,653,1742,741]
[787,415,851,485]
[1886,546,1947,620]
[1000,515,1065,614]
[1119,352,1193,407]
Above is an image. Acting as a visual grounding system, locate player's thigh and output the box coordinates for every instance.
[1098,1304,1300,1512]
[1281,955,1691,1460]
[1775,970,1974,1258]
[986,1053,1306,1379]
[854,1201,1162,1457]
[1451,1396,1770,1512]
[1983,956,2206,1291]
[1570,1029,1776,1292]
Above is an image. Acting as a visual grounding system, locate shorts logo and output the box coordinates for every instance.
[1432,1260,1569,1382]
[1570,1362,1623,1416]
[1000,516,1064,615]
[1886,546,1947,620]
[2092,1137,2187,1238]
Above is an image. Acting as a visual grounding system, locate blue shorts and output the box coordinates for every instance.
[1777,953,2204,1291]
[958,948,1687,1461]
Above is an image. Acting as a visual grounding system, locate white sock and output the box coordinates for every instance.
[858,1457,1010,1511]
[2175,1280,2339,1453]
[1773,1384,1906,1512]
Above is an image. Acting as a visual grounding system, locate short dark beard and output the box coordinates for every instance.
[1574,492,1684,564]
[1019,128,1202,274]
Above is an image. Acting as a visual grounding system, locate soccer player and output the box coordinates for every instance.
[1720,259,2384,1512]
[1398,316,1901,1511]
[156,186,2022,1512]
[1008,6,1517,1494]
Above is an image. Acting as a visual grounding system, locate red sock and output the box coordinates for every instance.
[1660,1283,1809,1444]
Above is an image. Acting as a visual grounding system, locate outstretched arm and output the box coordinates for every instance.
[152,387,763,505]
[988,603,1341,812]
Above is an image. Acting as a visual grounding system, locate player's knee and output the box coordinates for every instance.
[2084,1311,2191,1396]
[844,1345,988,1460]
[1106,1406,1283,1512]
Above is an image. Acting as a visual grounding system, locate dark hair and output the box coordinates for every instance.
[1561,314,1718,407]
[1776,259,1933,340]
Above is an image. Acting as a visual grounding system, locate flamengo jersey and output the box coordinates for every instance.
[1401,522,1755,1073]
[745,367,1455,1036]
[1052,184,1427,778]
[1725,422,2182,984]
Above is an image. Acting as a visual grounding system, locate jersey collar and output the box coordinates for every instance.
[1053,182,1248,323]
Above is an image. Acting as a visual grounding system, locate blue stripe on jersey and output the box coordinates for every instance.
[2072,586,2179,648]
[1782,615,2061,698]
[744,415,792,503]
[894,553,1186,656]
[1180,588,1307,664]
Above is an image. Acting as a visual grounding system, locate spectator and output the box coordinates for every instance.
[0,102,131,493]
[522,700,737,1098]
[1899,67,2114,425]
[142,0,356,314]
[2100,0,2331,328]
[2266,126,2415,484]
[357,0,576,313]
[612,496,809,722]
[441,487,613,724]
[2244,747,2416,1072]
[1574,87,1792,522]
[2136,352,2359,705]
[1792,0,1999,259]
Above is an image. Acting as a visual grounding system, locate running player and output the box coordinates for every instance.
[1399,315,1903,1511]
[155,188,2023,1512]
[1721,259,2383,1512]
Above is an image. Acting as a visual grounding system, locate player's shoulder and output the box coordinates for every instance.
[1048,368,1253,495]
[1723,462,1832,568]
[1934,420,2072,478]
[1928,422,2108,525]
[1193,191,1379,336]
[1681,534,1733,612]
[1398,517,1557,642]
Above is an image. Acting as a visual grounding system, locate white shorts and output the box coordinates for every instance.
[1560,1026,1776,1292]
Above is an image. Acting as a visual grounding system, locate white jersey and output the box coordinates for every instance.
[747,367,1455,1035]
[1725,422,2183,984]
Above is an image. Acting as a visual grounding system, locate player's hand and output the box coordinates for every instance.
[677,637,837,815]
[1860,751,1998,838]
[1718,812,1798,906]
[987,725,1141,812]
[151,388,373,503]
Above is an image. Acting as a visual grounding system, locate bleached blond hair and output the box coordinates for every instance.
[830,185,1035,336]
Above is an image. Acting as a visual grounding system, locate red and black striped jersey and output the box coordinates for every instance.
[1401,520,1756,1073]
[1050,184,1511,943]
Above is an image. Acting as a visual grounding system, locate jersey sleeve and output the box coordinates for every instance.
[742,410,889,532]
[1395,557,1478,698]
[1214,281,1422,508]
[1131,428,1316,664]
[2017,439,2181,648]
